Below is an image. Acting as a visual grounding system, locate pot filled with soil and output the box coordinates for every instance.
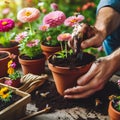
[18,54,46,75]
[0,51,11,77]
[48,23,96,95]
[48,52,95,95]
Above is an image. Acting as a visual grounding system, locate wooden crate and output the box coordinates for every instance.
[0,83,31,120]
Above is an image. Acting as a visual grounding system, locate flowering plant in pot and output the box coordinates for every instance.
[47,23,96,96]
[108,80,120,120]
[16,7,46,75]
[0,18,19,65]
[38,2,84,58]
[0,54,21,88]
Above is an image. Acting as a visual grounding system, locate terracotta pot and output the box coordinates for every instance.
[41,44,61,59]
[0,51,10,77]
[108,101,120,120]
[0,41,19,66]
[18,54,46,75]
[48,54,94,96]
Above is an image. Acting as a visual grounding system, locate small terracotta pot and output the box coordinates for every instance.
[108,101,120,120]
[18,54,46,75]
[0,41,19,66]
[0,51,10,77]
[48,57,93,96]
[41,44,61,59]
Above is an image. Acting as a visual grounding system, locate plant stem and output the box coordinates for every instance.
[28,22,33,35]
[65,41,67,58]
[60,41,63,51]
[4,32,9,47]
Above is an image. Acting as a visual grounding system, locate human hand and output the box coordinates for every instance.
[68,23,104,50]
[64,56,117,99]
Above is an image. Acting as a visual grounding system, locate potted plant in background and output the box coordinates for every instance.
[16,7,46,75]
[0,18,19,65]
[39,7,67,59]
[38,2,85,59]
[108,80,120,120]
[48,23,96,96]
[0,55,21,88]
[0,51,11,77]
[0,83,31,120]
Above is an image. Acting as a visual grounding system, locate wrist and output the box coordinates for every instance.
[106,48,120,71]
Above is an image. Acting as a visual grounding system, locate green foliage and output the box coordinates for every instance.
[39,25,72,46]
[9,71,21,80]
[18,33,42,59]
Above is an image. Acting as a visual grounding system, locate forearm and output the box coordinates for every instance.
[95,7,120,40]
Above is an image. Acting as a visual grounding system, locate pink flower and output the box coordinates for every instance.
[4,80,12,86]
[10,62,16,68]
[64,15,85,27]
[15,31,28,43]
[17,7,40,23]
[57,33,71,41]
[97,46,103,52]
[51,3,58,11]
[0,18,15,32]
[39,24,49,31]
[26,39,39,47]
[43,11,66,27]
[2,8,10,15]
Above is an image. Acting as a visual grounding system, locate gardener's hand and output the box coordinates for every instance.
[64,55,118,99]
[68,24,104,50]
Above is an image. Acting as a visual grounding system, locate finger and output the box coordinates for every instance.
[77,63,98,86]
[64,83,93,95]
[64,88,95,99]
[81,37,97,49]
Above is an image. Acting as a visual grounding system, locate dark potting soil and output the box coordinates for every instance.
[0,93,22,111]
[20,54,45,60]
[49,52,95,68]
[31,80,120,115]
[0,52,8,59]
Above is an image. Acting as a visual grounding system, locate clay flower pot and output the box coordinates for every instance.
[108,101,120,120]
[48,53,95,96]
[18,54,46,75]
[0,41,19,66]
[41,43,61,59]
[0,51,10,77]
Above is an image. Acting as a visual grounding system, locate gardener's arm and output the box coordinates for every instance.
[81,6,120,49]
[64,48,120,99]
